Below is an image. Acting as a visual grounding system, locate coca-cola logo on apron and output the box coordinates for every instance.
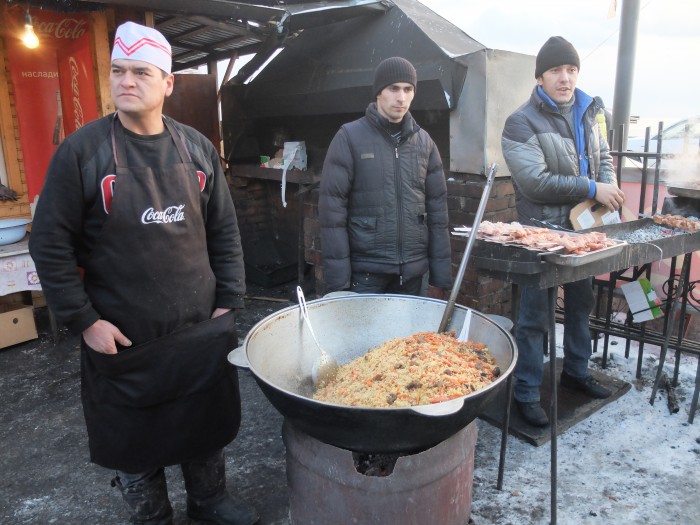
[100,171,206,214]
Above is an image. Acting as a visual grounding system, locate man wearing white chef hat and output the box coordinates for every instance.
[30,21,257,525]
[111,20,173,73]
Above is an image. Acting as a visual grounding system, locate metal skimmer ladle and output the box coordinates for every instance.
[297,286,339,386]
[438,162,497,332]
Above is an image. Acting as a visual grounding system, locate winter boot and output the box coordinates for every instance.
[112,469,174,525]
[181,449,259,525]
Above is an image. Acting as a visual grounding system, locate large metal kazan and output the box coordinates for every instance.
[229,294,516,454]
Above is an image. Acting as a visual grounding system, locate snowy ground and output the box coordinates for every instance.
[2,294,697,525]
[469,320,700,525]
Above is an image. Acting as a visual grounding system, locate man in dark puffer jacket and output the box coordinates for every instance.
[501,37,626,427]
[319,57,451,298]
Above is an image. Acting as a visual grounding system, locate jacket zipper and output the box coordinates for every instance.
[374,112,414,285]
[394,142,404,282]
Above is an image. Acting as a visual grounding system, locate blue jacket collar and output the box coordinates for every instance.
[536,86,593,114]
[536,86,593,177]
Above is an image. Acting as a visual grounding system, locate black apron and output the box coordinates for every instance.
[80,116,241,472]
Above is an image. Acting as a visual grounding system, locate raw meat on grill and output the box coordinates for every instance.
[472,221,617,255]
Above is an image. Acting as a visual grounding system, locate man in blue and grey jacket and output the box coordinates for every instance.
[501,36,625,427]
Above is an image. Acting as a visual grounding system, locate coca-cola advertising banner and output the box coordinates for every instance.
[5,5,99,204]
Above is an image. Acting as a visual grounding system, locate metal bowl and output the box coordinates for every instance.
[230,294,516,453]
[0,218,31,246]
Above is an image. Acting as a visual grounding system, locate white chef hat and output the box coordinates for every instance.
[111,21,172,74]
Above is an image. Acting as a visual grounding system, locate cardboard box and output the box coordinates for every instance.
[0,304,38,349]
[620,278,663,323]
[570,199,621,230]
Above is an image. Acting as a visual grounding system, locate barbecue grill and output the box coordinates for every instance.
[467,219,700,289]
[464,218,700,406]
[465,218,700,368]
[458,215,700,524]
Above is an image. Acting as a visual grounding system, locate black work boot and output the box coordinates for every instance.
[560,369,612,399]
[112,469,173,525]
[181,449,259,525]
[514,399,549,427]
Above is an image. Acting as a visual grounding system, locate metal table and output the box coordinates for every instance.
[461,224,700,524]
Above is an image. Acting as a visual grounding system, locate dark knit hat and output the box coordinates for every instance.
[535,36,580,78]
[373,57,417,96]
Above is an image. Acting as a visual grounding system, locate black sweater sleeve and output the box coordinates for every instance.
[29,137,102,334]
[195,132,246,309]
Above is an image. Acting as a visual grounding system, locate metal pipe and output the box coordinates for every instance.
[651,121,664,214]
[614,124,624,186]
[611,0,641,155]
[638,127,651,215]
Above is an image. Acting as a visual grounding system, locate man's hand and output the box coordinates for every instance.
[426,286,448,301]
[594,182,625,212]
[211,307,231,319]
[82,320,131,355]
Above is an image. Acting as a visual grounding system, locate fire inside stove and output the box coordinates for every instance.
[352,451,404,476]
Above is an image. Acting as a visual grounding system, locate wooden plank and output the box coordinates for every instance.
[89,10,114,117]
[164,74,221,150]
[0,27,28,214]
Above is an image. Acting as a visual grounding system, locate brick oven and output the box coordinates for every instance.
[221,0,535,315]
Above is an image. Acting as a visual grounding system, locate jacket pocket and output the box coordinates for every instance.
[85,311,237,407]
[404,211,429,257]
[417,212,429,243]
[348,216,377,255]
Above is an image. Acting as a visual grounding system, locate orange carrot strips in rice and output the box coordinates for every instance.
[313,331,500,408]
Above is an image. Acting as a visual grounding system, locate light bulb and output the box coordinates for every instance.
[22,12,39,49]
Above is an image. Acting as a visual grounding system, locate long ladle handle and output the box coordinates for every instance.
[297,286,322,350]
[438,163,497,333]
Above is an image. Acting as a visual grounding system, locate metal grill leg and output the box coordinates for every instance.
[496,373,513,490]
[689,357,700,424]
[650,256,690,405]
[548,286,558,525]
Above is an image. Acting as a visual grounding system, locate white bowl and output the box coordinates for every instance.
[0,218,31,246]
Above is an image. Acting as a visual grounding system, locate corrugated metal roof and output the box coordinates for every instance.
[80,0,390,71]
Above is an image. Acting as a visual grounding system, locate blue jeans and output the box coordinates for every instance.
[513,278,595,402]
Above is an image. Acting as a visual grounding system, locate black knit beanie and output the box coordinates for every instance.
[373,57,417,96]
[535,36,580,78]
